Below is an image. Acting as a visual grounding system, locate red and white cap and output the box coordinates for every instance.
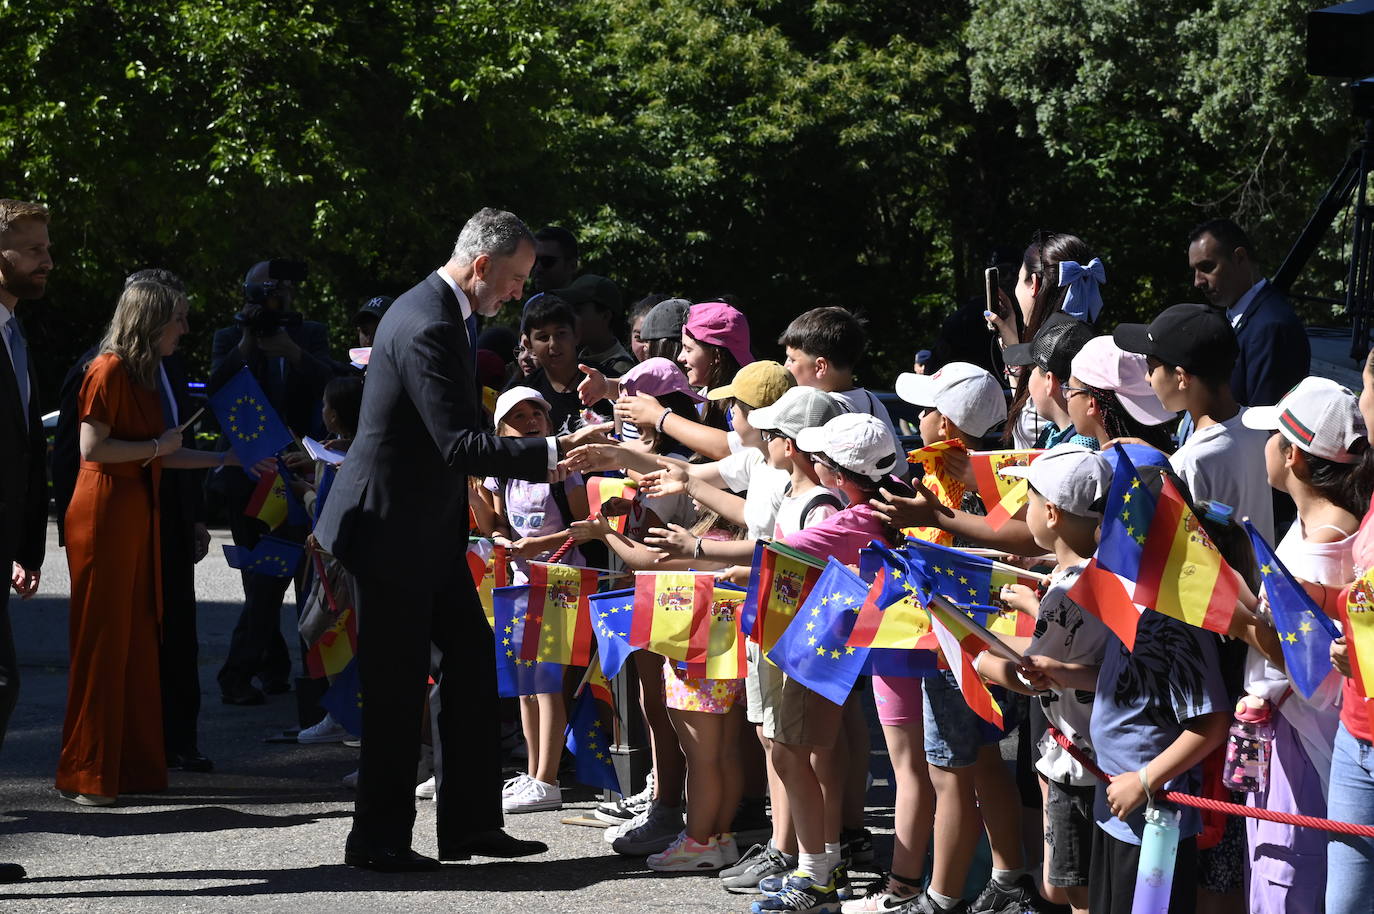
[1241,377,1368,464]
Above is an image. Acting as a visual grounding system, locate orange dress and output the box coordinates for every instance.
[57,353,167,797]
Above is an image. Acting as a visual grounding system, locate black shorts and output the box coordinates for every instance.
[1044,779,1095,888]
[1088,825,1198,914]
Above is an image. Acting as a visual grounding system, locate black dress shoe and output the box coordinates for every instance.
[260,679,291,695]
[438,829,548,861]
[220,686,265,706]
[167,751,215,773]
[0,862,25,883]
[344,847,441,872]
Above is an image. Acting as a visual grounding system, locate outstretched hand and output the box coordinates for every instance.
[577,364,611,406]
[644,523,696,560]
[871,479,939,530]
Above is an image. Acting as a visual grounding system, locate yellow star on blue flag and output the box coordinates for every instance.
[208,367,295,466]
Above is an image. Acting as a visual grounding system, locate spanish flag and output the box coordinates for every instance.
[631,571,719,666]
[245,468,290,530]
[587,476,639,534]
[926,596,1004,728]
[521,562,600,665]
[679,588,750,680]
[969,449,1043,530]
[849,567,931,650]
[468,538,497,630]
[305,606,357,679]
[906,439,966,546]
[741,541,826,653]
[1344,568,1374,700]
[1134,474,1238,635]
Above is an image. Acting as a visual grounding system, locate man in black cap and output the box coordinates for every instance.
[558,274,636,376]
[1114,302,1274,541]
[1001,312,1097,448]
[354,296,393,348]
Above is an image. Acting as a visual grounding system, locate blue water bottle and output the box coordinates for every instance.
[1132,800,1181,914]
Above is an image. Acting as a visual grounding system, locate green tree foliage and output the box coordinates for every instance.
[0,0,1356,395]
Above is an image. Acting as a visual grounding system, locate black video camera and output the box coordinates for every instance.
[236,259,308,337]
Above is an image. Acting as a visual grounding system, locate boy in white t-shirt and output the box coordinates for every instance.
[1114,302,1274,542]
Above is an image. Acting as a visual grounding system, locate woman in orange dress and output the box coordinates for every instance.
[58,280,239,805]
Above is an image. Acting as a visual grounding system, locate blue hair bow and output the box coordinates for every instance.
[1057,258,1106,323]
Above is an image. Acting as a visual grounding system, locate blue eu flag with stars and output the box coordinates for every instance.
[564,671,621,793]
[589,588,637,680]
[209,366,296,467]
[766,559,872,705]
[223,535,304,578]
[1244,521,1340,699]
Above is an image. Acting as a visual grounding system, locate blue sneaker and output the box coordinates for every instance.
[751,874,841,914]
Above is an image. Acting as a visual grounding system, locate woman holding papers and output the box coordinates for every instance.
[58,281,240,805]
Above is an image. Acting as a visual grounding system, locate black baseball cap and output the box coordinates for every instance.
[1113,303,1237,374]
[354,295,394,323]
[1003,312,1096,379]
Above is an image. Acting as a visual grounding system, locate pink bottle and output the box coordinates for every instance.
[1222,696,1274,794]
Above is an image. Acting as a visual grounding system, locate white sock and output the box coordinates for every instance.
[796,851,829,881]
[991,866,1026,887]
[928,889,960,911]
[824,841,842,874]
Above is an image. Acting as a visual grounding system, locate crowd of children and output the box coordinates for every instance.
[398,240,1374,914]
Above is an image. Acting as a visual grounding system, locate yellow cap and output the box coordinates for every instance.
[705,360,795,409]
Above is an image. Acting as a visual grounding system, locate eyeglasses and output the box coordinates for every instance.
[1061,385,1093,400]
[760,430,788,443]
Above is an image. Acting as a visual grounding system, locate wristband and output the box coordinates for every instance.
[151,438,160,459]
[1138,765,1152,798]
[693,536,704,559]
[656,409,671,434]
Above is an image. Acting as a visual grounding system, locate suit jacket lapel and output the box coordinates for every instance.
[0,326,25,438]
[426,272,476,383]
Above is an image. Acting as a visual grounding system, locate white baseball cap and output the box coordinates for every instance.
[796,413,899,482]
[748,386,846,440]
[895,362,1008,438]
[1069,336,1176,427]
[999,443,1111,516]
[1241,377,1368,464]
[493,385,552,430]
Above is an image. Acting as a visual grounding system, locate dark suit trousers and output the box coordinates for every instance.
[217,514,294,691]
[159,509,202,754]
[349,561,502,854]
[0,586,17,754]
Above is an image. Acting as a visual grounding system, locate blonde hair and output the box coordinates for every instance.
[99,281,180,388]
[0,199,50,238]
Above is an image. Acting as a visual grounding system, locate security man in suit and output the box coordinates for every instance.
[314,207,610,872]
[52,269,215,773]
[0,199,52,885]
[207,261,339,706]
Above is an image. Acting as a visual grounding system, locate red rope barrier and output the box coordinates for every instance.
[547,534,576,564]
[1046,726,1374,839]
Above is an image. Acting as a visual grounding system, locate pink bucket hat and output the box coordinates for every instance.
[619,357,706,402]
[684,301,754,368]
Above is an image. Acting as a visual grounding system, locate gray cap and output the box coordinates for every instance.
[639,298,692,341]
[747,386,846,440]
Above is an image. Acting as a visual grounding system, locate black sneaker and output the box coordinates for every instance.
[841,827,875,867]
[967,875,1039,914]
[732,797,772,843]
[751,874,842,913]
[722,844,798,894]
[894,892,970,914]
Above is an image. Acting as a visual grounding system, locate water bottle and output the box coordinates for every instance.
[1222,696,1273,793]
[1132,804,1181,914]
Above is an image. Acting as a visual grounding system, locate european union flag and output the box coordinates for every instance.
[209,366,295,467]
[766,559,872,705]
[859,543,919,609]
[589,588,637,680]
[564,672,621,793]
[1097,443,1153,580]
[493,585,566,697]
[223,535,304,578]
[319,657,362,736]
[906,539,994,605]
[1245,521,1340,699]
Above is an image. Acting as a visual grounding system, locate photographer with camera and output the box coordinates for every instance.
[207,259,339,707]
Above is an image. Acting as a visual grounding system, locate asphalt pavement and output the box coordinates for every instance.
[0,520,902,913]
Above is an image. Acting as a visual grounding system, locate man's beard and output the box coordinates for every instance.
[0,261,47,300]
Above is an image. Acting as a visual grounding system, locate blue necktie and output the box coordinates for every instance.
[5,318,29,418]
[465,313,479,378]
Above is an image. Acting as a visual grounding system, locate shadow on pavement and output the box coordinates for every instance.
[0,805,354,838]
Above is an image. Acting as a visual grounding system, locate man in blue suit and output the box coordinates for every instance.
[1187,218,1309,407]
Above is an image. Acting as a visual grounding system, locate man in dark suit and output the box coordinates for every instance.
[315,207,609,872]
[1187,218,1310,407]
[52,269,214,773]
[207,261,339,705]
[0,199,52,885]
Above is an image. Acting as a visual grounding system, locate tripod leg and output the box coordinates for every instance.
[1274,149,1361,292]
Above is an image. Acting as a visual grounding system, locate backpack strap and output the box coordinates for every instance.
[798,489,843,525]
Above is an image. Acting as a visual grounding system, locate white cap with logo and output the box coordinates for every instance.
[796,413,899,482]
[493,385,552,430]
[895,361,1008,437]
[1241,377,1368,464]
[999,443,1111,516]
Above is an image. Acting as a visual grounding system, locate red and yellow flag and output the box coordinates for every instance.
[1344,570,1374,700]
[849,568,931,649]
[588,476,640,534]
[970,450,1043,530]
[469,539,499,630]
[245,469,290,530]
[906,439,966,546]
[680,589,749,680]
[631,571,718,666]
[926,598,1004,728]
[306,606,357,679]
[1134,475,1238,635]
[747,542,825,653]
[521,562,600,665]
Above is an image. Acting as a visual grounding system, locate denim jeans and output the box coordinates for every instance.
[1326,722,1374,914]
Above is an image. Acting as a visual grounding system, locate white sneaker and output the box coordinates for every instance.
[415,776,436,799]
[611,801,685,856]
[502,773,533,798]
[298,713,351,744]
[646,831,725,872]
[604,802,652,843]
[502,777,561,813]
[717,832,741,865]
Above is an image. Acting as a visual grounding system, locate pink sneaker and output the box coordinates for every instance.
[646,831,725,872]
